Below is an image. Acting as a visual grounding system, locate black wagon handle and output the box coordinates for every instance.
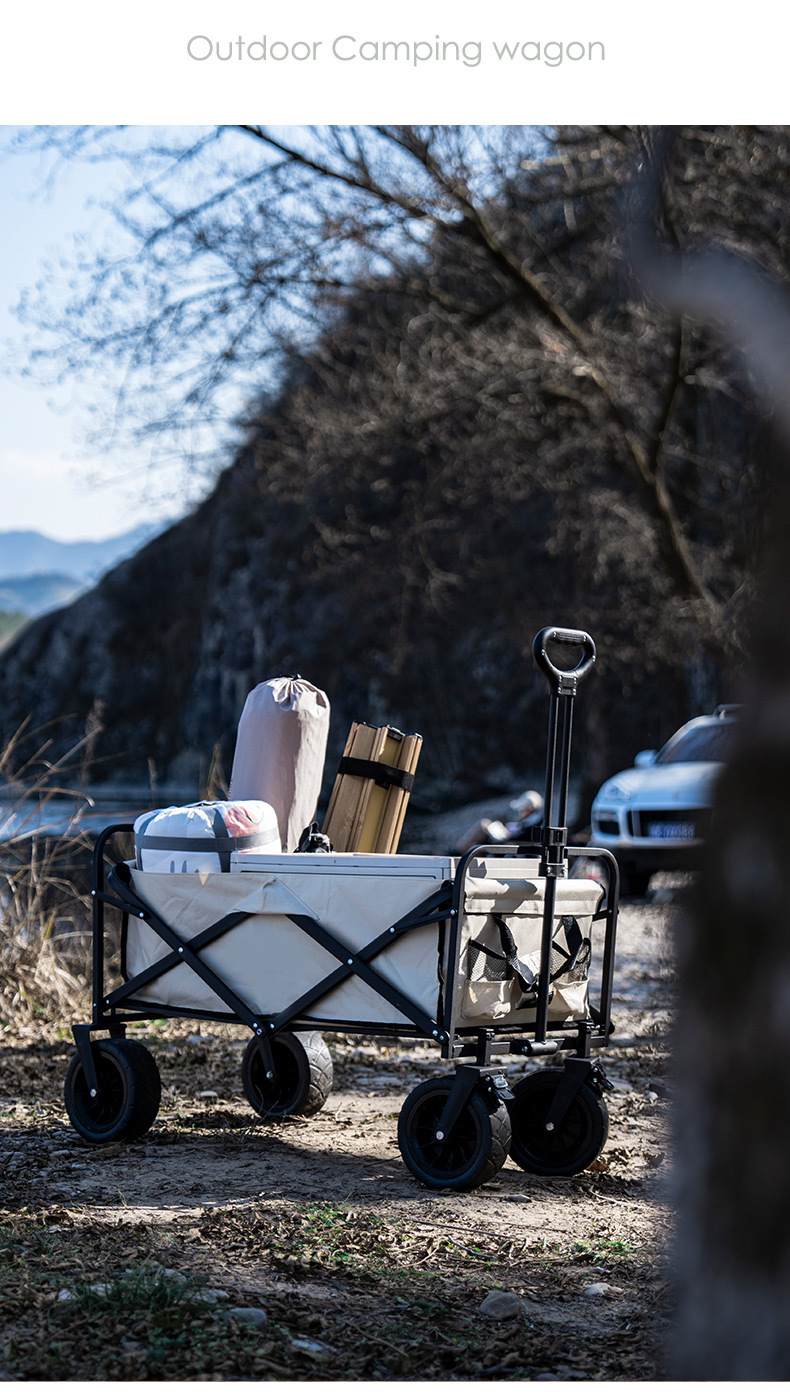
[532,627,596,694]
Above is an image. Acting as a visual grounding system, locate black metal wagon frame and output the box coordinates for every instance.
[66,627,621,1190]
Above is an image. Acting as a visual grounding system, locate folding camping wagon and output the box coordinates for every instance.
[64,627,620,1191]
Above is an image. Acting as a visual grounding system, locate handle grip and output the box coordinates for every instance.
[532,627,596,693]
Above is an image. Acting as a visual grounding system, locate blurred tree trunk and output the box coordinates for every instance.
[630,127,790,1378]
[673,439,790,1377]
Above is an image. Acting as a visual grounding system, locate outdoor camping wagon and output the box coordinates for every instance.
[64,627,620,1191]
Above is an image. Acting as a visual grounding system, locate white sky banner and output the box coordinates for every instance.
[0,0,787,123]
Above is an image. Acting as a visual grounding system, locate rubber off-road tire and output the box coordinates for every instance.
[508,1068,609,1177]
[397,1075,512,1192]
[241,1030,333,1121]
[64,1038,161,1144]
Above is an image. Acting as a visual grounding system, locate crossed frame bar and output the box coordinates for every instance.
[89,824,454,1045]
[76,825,617,1089]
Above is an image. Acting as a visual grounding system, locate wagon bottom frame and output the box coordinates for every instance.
[65,825,620,1192]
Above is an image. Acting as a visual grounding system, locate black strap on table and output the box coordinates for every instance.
[337,756,414,791]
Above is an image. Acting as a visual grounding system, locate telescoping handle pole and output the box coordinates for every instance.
[531,627,596,1044]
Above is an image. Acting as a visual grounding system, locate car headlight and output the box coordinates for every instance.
[600,781,629,802]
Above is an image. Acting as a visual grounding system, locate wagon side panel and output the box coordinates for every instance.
[123,866,447,1027]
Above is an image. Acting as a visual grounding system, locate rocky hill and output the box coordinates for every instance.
[0,442,525,805]
[0,422,714,817]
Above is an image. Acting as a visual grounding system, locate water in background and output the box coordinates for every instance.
[0,787,197,844]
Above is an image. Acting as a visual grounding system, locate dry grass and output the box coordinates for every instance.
[0,719,95,1031]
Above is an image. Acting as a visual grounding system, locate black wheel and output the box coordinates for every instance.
[241,1030,332,1120]
[398,1076,511,1192]
[620,865,651,898]
[508,1069,609,1176]
[64,1038,161,1144]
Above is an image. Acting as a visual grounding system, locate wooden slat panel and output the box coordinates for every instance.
[323,723,422,853]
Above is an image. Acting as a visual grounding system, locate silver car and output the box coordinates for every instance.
[590,705,741,896]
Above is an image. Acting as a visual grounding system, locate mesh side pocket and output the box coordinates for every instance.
[547,915,591,1021]
[560,937,591,984]
[467,938,510,982]
[554,915,591,985]
[462,929,515,1020]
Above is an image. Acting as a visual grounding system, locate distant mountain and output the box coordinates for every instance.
[0,572,84,618]
[0,523,166,584]
[0,609,27,650]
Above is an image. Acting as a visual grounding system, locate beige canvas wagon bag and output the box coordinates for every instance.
[461,904,595,1025]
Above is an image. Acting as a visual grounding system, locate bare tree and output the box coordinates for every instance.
[8,125,783,669]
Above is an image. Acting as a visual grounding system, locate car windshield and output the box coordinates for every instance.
[656,720,736,765]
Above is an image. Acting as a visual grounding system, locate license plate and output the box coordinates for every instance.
[647,821,695,840]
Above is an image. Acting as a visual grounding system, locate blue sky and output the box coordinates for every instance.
[0,137,191,541]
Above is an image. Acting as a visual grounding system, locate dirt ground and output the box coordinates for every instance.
[0,877,680,1384]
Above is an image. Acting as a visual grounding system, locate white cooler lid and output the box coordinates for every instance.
[230,851,550,881]
[230,850,456,879]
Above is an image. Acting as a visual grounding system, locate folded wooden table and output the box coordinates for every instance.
[323,722,422,853]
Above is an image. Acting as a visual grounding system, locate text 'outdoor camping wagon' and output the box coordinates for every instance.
[64,627,620,1191]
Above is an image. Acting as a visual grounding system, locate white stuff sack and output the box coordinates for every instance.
[134,800,281,874]
[229,676,330,852]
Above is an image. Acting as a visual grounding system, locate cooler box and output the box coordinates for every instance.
[123,853,603,1030]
